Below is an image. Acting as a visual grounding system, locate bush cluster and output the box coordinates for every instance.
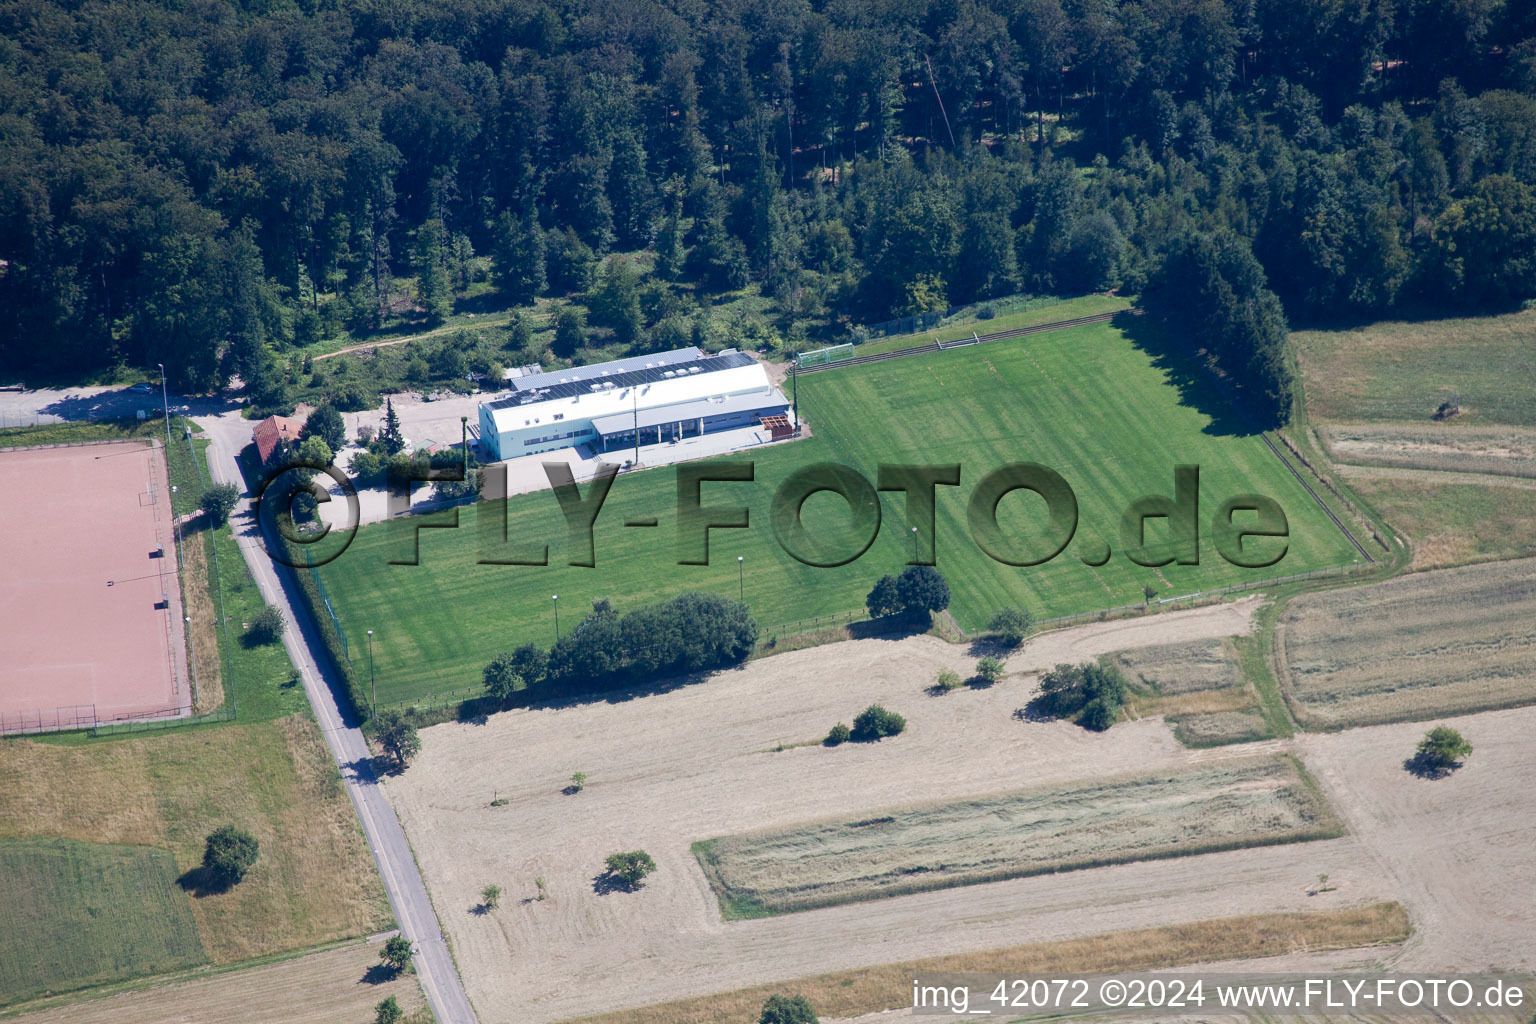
[866,565,951,621]
[987,607,1033,647]
[545,592,758,694]
[850,704,906,742]
[1033,662,1129,731]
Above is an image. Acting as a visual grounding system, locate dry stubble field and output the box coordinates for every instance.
[1276,560,1536,727]
[1295,704,1536,973]
[382,599,1411,1024]
[694,755,1338,917]
[1103,637,1268,746]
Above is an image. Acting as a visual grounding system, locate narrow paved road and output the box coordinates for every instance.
[197,409,478,1024]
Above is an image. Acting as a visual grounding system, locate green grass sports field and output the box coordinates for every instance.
[320,316,1366,703]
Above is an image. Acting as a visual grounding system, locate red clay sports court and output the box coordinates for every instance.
[0,439,191,733]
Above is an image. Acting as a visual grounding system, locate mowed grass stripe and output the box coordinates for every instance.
[0,838,206,1005]
[322,319,1363,703]
[693,755,1340,918]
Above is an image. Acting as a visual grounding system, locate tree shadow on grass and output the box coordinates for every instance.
[1114,312,1261,438]
[176,865,234,897]
[1403,753,1461,780]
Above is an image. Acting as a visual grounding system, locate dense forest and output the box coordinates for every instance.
[2,0,1534,421]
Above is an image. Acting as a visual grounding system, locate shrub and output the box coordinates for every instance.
[974,656,1004,684]
[1030,662,1128,730]
[483,652,524,702]
[480,883,502,909]
[202,824,258,886]
[569,771,587,792]
[850,704,905,742]
[508,643,549,687]
[603,850,656,891]
[350,450,383,483]
[936,668,963,691]
[975,303,997,320]
[375,995,403,1024]
[199,482,240,527]
[760,993,819,1024]
[988,607,1033,647]
[1410,726,1473,776]
[246,604,286,645]
[824,722,851,746]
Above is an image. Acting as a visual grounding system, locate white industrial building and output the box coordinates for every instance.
[476,347,792,462]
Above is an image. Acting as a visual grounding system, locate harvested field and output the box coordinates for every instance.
[0,838,205,1005]
[1316,423,1536,479]
[1276,560,1536,727]
[560,903,1410,1024]
[694,755,1340,918]
[4,939,427,1024]
[1296,704,1536,973]
[1103,637,1268,745]
[379,600,1408,1024]
[1106,638,1245,696]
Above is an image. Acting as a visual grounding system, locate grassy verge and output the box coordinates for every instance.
[558,903,1411,1024]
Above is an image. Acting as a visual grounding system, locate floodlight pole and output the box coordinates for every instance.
[157,363,172,445]
[632,387,639,468]
[790,358,799,435]
[461,416,469,477]
[367,629,375,716]
[911,526,919,565]
[737,555,744,602]
[552,594,560,640]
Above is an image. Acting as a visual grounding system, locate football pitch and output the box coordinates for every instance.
[320,316,1365,703]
